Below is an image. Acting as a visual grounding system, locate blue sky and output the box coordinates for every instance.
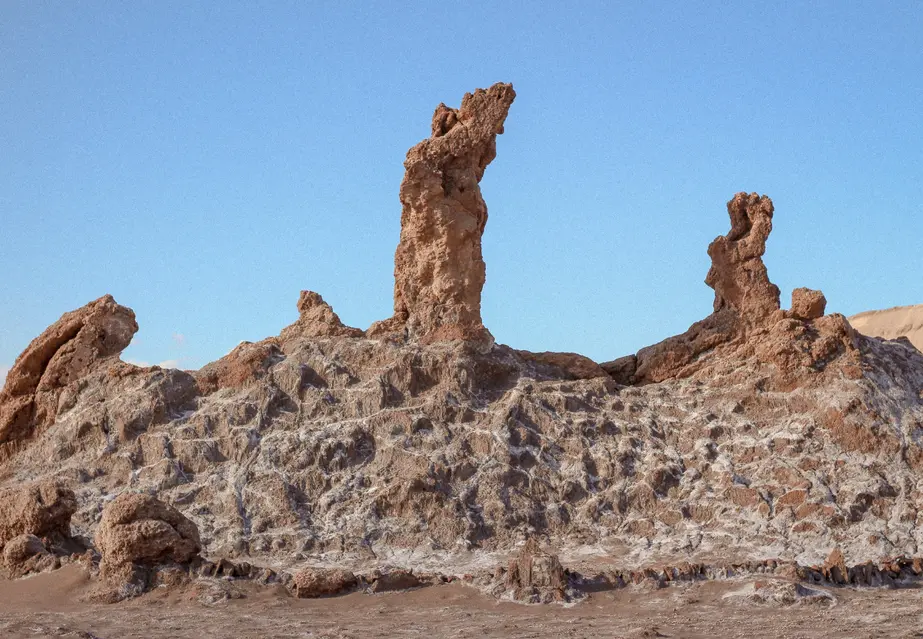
[1,1,921,378]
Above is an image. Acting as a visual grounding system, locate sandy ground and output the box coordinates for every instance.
[850,304,923,351]
[2,567,923,639]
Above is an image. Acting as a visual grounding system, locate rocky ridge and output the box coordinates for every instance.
[1,83,922,604]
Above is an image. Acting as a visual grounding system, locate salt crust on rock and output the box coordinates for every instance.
[0,85,921,603]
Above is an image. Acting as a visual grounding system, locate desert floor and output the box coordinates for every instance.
[2,567,923,639]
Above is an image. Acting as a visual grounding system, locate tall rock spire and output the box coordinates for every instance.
[369,82,516,344]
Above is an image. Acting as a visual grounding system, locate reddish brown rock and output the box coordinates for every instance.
[628,308,739,384]
[194,340,282,394]
[603,193,780,384]
[603,194,858,387]
[369,568,422,593]
[368,83,516,344]
[790,287,827,321]
[290,567,358,598]
[705,193,780,323]
[506,538,567,603]
[280,290,363,341]
[0,479,77,547]
[1,534,58,579]
[95,493,200,567]
[823,548,849,584]
[516,350,609,380]
[0,295,137,446]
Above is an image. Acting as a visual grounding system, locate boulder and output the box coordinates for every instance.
[95,493,200,567]
[0,479,77,547]
[369,568,422,593]
[290,567,358,598]
[506,538,567,603]
[1,534,58,579]
[790,287,827,321]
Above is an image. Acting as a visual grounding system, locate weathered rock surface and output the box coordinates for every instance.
[291,567,357,598]
[0,480,77,579]
[0,87,921,604]
[0,295,137,451]
[1,534,59,579]
[505,539,567,603]
[369,82,516,344]
[368,568,422,593]
[706,193,780,323]
[280,291,363,341]
[604,193,855,387]
[90,493,201,602]
[790,288,827,321]
[96,493,201,567]
[0,480,76,547]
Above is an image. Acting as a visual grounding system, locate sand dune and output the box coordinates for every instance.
[849,304,923,351]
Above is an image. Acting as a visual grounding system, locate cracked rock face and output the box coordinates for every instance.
[369,83,516,344]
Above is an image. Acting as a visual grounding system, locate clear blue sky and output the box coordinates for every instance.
[2,1,921,378]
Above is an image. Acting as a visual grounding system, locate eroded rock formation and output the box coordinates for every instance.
[0,480,77,547]
[368,83,516,344]
[505,539,568,603]
[603,193,855,387]
[290,567,358,598]
[0,295,137,449]
[280,291,363,341]
[0,86,920,609]
[0,480,78,579]
[705,192,780,323]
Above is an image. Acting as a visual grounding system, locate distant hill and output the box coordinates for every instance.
[849,304,923,351]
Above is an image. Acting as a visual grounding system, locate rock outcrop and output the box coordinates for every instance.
[603,193,853,387]
[369,83,516,344]
[505,539,568,603]
[290,567,358,598]
[0,480,78,579]
[705,192,780,324]
[0,87,921,608]
[280,291,363,341]
[1,534,60,579]
[92,493,201,601]
[0,295,137,449]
